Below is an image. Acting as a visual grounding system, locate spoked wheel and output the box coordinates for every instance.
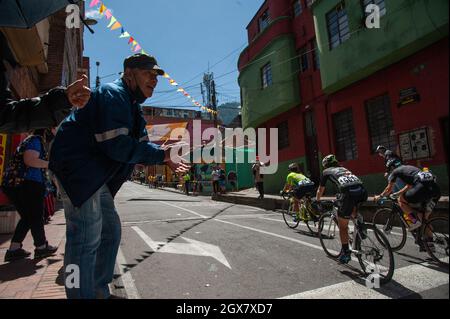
[305,213,322,236]
[282,199,300,229]
[318,212,341,258]
[421,217,449,267]
[372,208,407,251]
[355,224,395,285]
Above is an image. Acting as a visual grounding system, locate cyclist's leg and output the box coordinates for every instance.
[337,194,354,257]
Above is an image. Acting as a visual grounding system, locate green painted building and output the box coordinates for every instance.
[239,33,301,129]
[312,0,449,94]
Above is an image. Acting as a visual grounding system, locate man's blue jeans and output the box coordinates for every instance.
[60,183,121,299]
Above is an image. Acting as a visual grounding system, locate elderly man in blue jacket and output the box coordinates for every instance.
[49,53,188,299]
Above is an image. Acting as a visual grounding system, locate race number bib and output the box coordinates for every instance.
[337,175,361,186]
[416,172,435,183]
[298,178,312,186]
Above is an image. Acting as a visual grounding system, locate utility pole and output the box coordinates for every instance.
[202,72,218,128]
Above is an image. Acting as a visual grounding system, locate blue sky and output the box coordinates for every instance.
[84,0,264,108]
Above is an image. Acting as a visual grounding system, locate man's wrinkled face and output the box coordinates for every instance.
[133,69,159,98]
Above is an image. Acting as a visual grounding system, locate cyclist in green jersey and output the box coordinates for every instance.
[280,163,316,219]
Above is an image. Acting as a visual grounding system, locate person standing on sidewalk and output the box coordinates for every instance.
[49,53,189,299]
[211,166,220,194]
[252,156,265,199]
[2,129,58,262]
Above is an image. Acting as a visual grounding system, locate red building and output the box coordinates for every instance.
[238,0,448,194]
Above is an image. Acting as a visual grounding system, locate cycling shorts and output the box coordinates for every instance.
[293,183,316,200]
[404,182,441,206]
[337,185,368,219]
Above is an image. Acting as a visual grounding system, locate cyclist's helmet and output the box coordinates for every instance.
[288,163,299,172]
[386,158,402,171]
[322,154,339,169]
[376,145,387,154]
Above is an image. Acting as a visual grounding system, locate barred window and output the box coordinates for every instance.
[261,63,273,89]
[333,109,358,161]
[365,95,396,153]
[362,0,386,17]
[294,0,303,17]
[277,121,290,150]
[259,10,270,33]
[299,46,309,73]
[326,2,350,50]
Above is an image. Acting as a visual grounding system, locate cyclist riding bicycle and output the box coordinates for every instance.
[316,154,368,264]
[376,145,404,192]
[374,164,441,249]
[280,163,315,220]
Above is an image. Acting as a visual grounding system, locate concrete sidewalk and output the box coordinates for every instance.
[211,188,449,217]
[0,209,66,299]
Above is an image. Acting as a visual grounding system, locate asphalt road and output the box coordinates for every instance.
[110,182,449,299]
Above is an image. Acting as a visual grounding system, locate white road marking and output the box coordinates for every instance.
[280,261,449,299]
[159,201,207,219]
[115,247,141,299]
[132,226,231,269]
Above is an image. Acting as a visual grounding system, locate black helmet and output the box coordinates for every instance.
[322,154,338,169]
[288,163,299,172]
[376,145,387,153]
[386,158,402,170]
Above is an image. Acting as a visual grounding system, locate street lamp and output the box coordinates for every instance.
[95,61,100,88]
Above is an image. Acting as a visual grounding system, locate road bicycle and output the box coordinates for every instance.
[318,200,395,285]
[373,195,448,266]
[280,191,323,235]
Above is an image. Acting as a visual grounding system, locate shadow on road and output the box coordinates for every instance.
[117,204,236,276]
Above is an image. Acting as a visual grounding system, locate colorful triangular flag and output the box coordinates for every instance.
[133,45,142,52]
[107,16,117,28]
[128,37,134,44]
[90,0,100,8]
[105,10,113,20]
[99,4,106,14]
[111,21,122,30]
[120,31,130,38]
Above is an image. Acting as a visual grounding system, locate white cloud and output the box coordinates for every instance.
[85,9,108,20]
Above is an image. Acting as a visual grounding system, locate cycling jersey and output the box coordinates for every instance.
[320,167,363,192]
[286,172,313,187]
[388,165,436,186]
[319,166,366,219]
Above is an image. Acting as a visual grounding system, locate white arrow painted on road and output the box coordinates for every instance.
[132,226,231,269]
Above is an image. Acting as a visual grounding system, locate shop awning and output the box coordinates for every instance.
[0,0,74,29]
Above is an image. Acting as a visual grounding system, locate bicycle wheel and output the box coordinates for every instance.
[318,212,341,258]
[306,212,322,235]
[355,224,395,285]
[282,199,300,229]
[421,216,449,266]
[372,208,407,251]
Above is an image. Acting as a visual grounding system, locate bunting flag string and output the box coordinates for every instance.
[89,0,218,115]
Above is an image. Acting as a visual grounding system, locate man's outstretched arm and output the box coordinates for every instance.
[0,75,90,133]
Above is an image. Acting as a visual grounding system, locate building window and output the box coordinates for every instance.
[294,0,303,17]
[326,2,350,50]
[261,63,273,89]
[365,94,396,153]
[311,39,320,70]
[277,121,290,149]
[362,0,386,17]
[299,46,309,73]
[333,109,358,161]
[259,10,270,33]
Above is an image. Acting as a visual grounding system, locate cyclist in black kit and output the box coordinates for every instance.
[316,154,368,264]
[374,164,441,248]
